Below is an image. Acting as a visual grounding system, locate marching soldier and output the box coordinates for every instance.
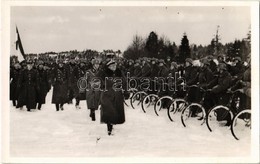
[67,57,77,104]
[96,59,128,135]
[36,60,49,110]
[86,59,101,121]
[74,60,87,109]
[10,62,21,107]
[17,60,39,112]
[52,59,69,111]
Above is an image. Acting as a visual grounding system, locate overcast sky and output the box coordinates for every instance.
[10,6,251,54]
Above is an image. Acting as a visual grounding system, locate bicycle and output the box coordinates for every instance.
[206,89,251,141]
[180,85,207,127]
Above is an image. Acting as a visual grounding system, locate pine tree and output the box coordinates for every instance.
[178,33,191,63]
[145,31,159,58]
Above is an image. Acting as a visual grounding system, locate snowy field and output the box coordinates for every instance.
[10,88,251,158]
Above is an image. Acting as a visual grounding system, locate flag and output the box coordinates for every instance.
[16,26,25,62]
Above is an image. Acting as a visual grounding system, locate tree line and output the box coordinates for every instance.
[123,30,251,63]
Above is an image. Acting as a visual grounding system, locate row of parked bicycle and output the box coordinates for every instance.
[125,85,251,140]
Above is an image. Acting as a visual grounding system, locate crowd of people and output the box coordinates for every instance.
[10,53,251,135]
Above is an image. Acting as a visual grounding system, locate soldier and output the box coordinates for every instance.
[133,59,142,77]
[157,59,169,77]
[165,56,172,68]
[230,56,245,77]
[140,57,151,77]
[67,57,77,104]
[96,59,128,135]
[17,60,39,112]
[205,63,232,123]
[207,55,217,73]
[169,61,178,78]
[86,59,101,121]
[125,59,135,76]
[184,58,199,86]
[74,60,87,109]
[51,59,69,111]
[157,59,170,107]
[10,62,21,107]
[150,58,159,78]
[198,58,214,88]
[36,60,49,110]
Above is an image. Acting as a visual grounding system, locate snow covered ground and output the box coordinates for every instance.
[10,88,251,159]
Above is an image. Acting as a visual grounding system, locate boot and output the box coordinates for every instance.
[91,109,96,121]
[92,113,96,121]
[60,104,64,111]
[56,104,59,111]
[107,124,113,135]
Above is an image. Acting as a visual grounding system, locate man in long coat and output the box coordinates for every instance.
[86,59,101,121]
[97,60,127,135]
[10,62,21,107]
[17,60,39,112]
[36,61,49,110]
[51,59,69,111]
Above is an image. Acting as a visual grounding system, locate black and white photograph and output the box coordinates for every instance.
[1,0,259,163]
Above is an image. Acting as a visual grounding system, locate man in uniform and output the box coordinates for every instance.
[52,59,69,111]
[10,62,21,107]
[86,59,101,121]
[17,60,39,112]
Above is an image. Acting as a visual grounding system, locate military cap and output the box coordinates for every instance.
[200,58,210,65]
[26,60,33,65]
[171,61,178,68]
[57,59,64,64]
[234,56,241,62]
[207,55,214,60]
[218,63,227,70]
[106,59,116,66]
[185,58,193,64]
[91,58,100,65]
[158,59,165,64]
[218,54,224,59]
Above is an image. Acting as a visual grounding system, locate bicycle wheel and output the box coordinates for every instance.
[181,103,206,127]
[231,109,251,140]
[141,94,159,113]
[124,88,138,107]
[206,105,234,132]
[130,91,147,109]
[168,98,187,122]
[154,96,173,116]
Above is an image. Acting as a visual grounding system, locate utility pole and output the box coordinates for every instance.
[214,25,221,56]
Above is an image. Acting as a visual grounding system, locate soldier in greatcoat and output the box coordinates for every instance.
[10,62,21,107]
[67,58,77,104]
[36,61,49,110]
[74,60,87,109]
[17,60,39,112]
[86,59,101,121]
[96,60,128,135]
[51,59,69,111]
